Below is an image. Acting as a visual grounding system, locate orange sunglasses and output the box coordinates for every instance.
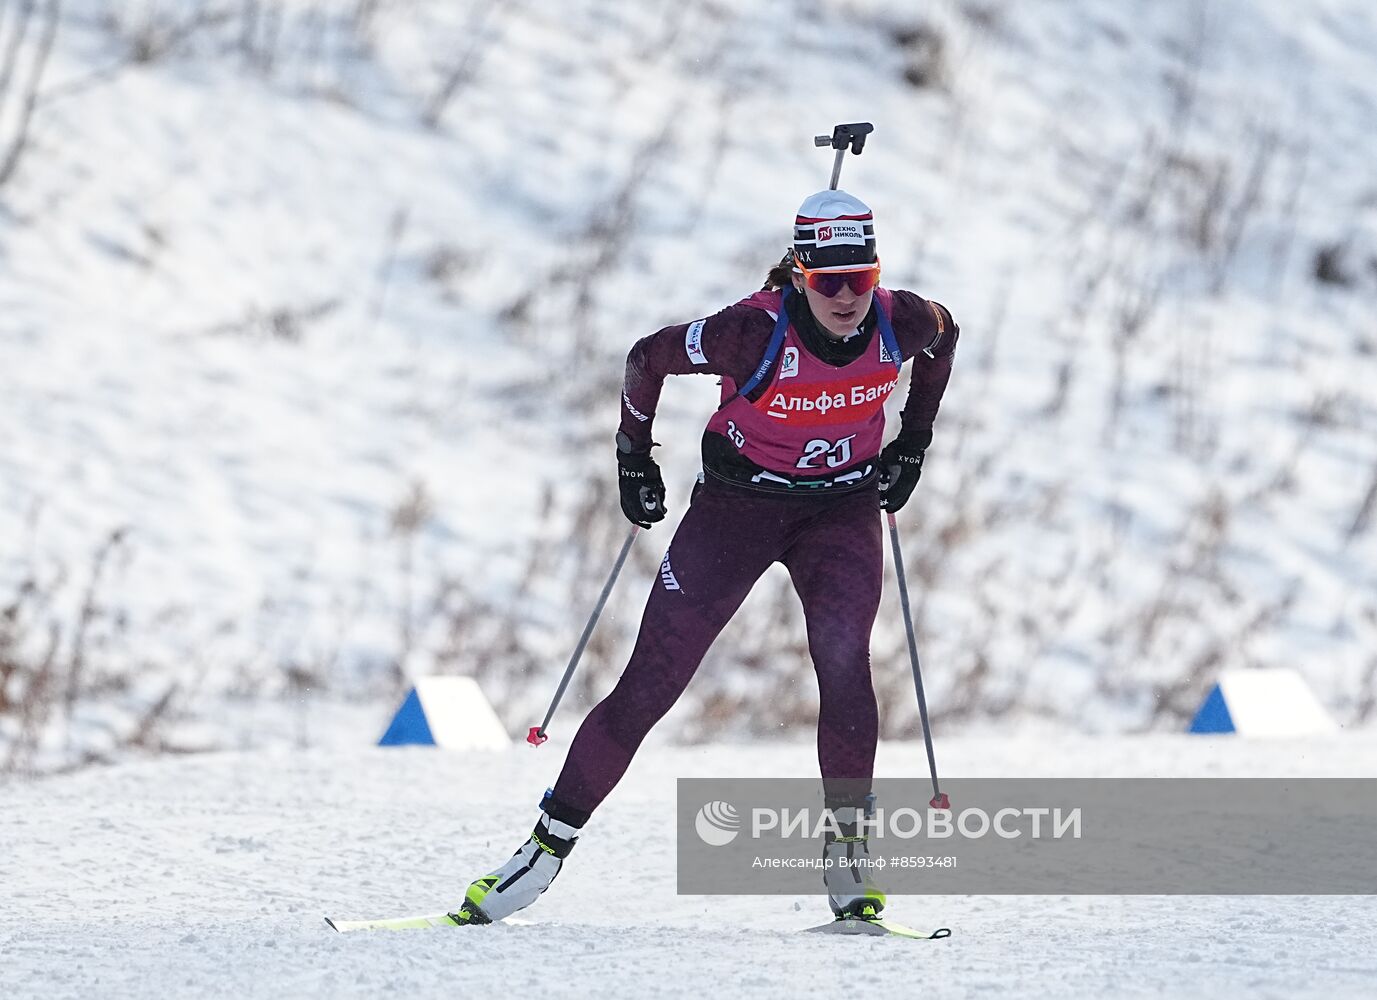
[794,254,882,297]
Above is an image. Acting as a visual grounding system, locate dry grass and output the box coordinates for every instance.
[0,525,183,778]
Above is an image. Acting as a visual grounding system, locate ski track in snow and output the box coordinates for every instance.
[4,734,1377,999]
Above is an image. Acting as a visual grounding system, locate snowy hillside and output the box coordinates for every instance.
[2,0,1377,771]
[4,733,1377,999]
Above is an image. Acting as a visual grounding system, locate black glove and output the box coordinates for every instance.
[878,436,927,512]
[616,433,666,528]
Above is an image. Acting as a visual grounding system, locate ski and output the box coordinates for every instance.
[802,917,951,940]
[324,912,535,933]
[325,912,464,932]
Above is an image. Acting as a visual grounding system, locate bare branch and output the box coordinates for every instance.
[0,0,59,190]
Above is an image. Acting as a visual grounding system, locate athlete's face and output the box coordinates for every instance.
[796,276,874,340]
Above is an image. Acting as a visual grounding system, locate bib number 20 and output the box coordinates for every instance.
[797,435,855,470]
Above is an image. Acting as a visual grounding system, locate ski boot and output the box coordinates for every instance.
[452,807,582,925]
[822,803,887,920]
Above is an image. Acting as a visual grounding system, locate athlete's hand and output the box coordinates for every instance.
[878,436,925,512]
[616,434,667,528]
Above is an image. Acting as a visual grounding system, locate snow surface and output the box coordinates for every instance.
[4,733,1377,999]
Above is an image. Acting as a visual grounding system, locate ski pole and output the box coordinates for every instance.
[527,524,640,746]
[814,122,874,190]
[885,511,950,809]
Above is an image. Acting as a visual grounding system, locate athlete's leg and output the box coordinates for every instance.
[461,485,786,923]
[781,489,883,795]
[550,483,784,816]
[782,490,886,918]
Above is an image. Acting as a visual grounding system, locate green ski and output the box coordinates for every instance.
[325,909,531,932]
[325,912,468,932]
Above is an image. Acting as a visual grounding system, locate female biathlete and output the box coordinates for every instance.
[455,189,959,924]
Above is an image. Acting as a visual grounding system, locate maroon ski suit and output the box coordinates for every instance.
[550,286,958,820]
